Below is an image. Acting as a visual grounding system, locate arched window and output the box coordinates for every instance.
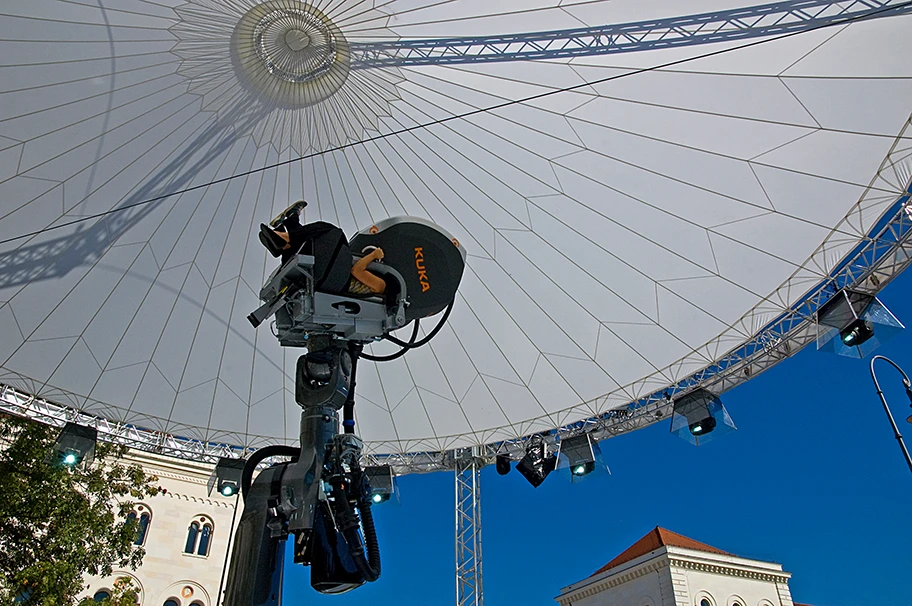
[700,600,712,606]
[137,512,151,544]
[93,591,110,602]
[163,600,180,606]
[126,505,151,546]
[197,523,212,556]
[184,522,199,554]
[183,516,214,557]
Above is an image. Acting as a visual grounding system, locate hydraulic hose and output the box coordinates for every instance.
[360,300,454,363]
[358,499,381,581]
[343,343,362,434]
[240,445,300,500]
[360,317,420,363]
[384,301,452,350]
[330,480,381,582]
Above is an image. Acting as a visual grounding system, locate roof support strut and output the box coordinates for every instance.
[455,448,484,606]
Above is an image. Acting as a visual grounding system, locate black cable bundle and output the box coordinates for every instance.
[360,301,454,362]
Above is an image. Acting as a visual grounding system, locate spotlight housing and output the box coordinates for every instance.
[364,465,396,504]
[816,289,903,358]
[556,433,607,483]
[670,389,735,446]
[515,435,556,488]
[840,318,874,346]
[208,457,246,498]
[495,453,511,476]
[689,416,716,436]
[51,422,97,468]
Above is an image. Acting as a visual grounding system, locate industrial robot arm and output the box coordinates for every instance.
[225,340,380,602]
[227,216,466,604]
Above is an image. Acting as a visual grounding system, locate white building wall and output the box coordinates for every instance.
[566,564,666,606]
[557,547,794,606]
[79,450,242,606]
[557,556,678,606]
[667,547,794,606]
[659,568,687,606]
[676,568,790,606]
[668,565,689,606]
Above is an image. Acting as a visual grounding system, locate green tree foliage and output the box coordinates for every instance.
[0,414,160,605]
[76,577,139,606]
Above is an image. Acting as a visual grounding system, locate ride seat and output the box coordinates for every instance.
[305,227,351,294]
[359,260,406,307]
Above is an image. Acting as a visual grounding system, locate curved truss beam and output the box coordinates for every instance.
[352,0,912,69]
[2,127,911,478]
[376,122,912,473]
[3,160,911,474]
[3,164,911,473]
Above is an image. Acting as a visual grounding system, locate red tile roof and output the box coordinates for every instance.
[592,527,732,576]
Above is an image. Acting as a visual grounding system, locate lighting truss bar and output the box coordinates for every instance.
[455,448,484,606]
[3,140,911,477]
[351,0,911,69]
[379,168,912,470]
[0,383,249,465]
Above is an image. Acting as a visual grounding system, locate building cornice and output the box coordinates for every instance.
[161,490,236,510]
[557,558,668,605]
[668,557,790,584]
[557,546,792,605]
[150,467,210,487]
[122,448,239,508]
[123,449,216,483]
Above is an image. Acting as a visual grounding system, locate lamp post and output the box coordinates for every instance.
[869,355,912,475]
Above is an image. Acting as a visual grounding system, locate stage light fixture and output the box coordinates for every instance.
[670,389,735,446]
[364,465,396,504]
[495,453,511,476]
[841,318,874,346]
[816,289,903,358]
[208,457,246,498]
[515,434,556,488]
[689,416,716,436]
[52,422,97,468]
[556,434,603,483]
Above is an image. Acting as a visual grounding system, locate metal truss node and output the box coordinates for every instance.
[455,448,484,606]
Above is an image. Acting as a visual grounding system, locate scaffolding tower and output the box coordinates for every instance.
[455,448,484,606]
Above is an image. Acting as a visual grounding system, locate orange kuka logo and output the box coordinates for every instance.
[415,247,430,292]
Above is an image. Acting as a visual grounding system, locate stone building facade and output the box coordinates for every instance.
[556,527,797,606]
[79,450,241,606]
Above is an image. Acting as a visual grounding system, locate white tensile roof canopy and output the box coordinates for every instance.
[1,0,911,464]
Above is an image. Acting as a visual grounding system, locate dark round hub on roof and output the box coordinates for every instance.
[254,7,337,83]
[285,30,311,51]
[232,0,351,108]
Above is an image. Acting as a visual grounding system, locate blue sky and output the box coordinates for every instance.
[283,269,912,605]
